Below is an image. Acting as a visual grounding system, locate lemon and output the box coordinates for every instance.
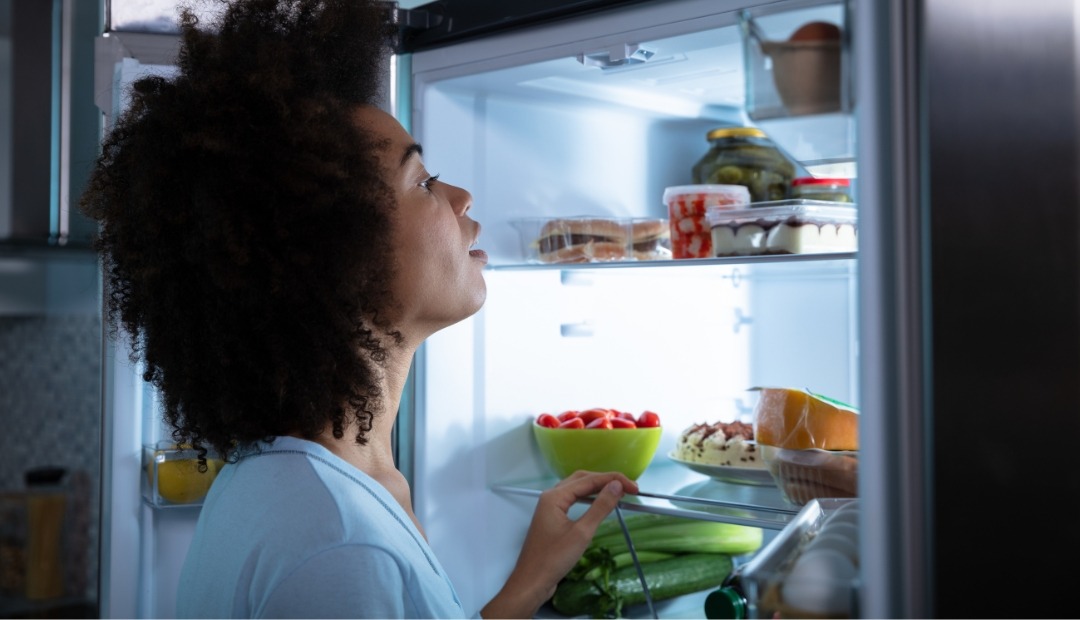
[148,454,223,504]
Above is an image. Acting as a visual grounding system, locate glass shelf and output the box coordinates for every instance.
[485,251,856,272]
[492,461,804,531]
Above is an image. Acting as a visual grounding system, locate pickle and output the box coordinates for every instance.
[692,129,796,203]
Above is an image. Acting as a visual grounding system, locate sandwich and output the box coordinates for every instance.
[536,218,672,263]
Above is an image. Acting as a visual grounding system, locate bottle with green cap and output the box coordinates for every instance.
[705,572,749,619]
[691,127,796,203]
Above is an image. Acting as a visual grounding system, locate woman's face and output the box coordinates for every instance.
[352,107,487,343]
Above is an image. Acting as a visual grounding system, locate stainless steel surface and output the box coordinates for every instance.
[854,0,927,616]
[859,0,1080,617]
[615,505,657,619]
[920,0,1080,617]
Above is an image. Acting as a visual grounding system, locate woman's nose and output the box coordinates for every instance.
[449,183,472,216]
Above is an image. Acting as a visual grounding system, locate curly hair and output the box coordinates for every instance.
[80,0,402,462]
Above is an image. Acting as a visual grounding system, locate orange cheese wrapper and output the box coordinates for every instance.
[752,387,859,451]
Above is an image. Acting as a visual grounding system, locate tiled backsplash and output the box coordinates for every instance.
[0,314,102,602]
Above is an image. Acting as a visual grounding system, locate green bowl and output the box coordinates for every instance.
[532,423,662,480]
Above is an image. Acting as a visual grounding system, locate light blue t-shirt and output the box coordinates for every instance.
[176,436,469,618]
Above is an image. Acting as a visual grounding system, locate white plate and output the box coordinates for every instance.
[668,451,776,486]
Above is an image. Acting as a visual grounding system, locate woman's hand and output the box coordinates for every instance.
[480,470,640,619]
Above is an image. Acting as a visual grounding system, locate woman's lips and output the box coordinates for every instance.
[469,248,488,264]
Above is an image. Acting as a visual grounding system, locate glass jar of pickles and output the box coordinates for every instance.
[691,127,796,203]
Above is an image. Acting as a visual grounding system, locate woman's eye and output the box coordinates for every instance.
[420,174,440,192]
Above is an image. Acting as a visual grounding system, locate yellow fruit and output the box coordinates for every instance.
[148,453,222,504]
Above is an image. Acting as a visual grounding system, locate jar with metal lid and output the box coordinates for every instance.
[692,127,796,203]
[790,177,853,203]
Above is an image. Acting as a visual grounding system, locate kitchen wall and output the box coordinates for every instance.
[0,255,101,609]
[0,0,103,612]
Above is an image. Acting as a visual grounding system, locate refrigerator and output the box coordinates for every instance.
[93,0,1080,618]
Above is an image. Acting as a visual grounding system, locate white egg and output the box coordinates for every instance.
[781,548,858,616]
[826,508,860,529]
[806,532,859,565]
[820,520,859,543]
[829,500,860,517]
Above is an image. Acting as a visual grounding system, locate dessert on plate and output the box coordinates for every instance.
[673,420,765,469]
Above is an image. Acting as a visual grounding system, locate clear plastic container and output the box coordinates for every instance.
[663,185,751,259]
[737,498,860,618]
[142,441,224,508]
[691,128,797,203]
[791,177,853,203]
[511,216,635,264]
[704,199,857,256]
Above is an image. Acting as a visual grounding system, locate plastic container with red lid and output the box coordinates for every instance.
[790,177,853,203]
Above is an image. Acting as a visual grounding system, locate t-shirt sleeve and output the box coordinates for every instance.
[257,544,411,619]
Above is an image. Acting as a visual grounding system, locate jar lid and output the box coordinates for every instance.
[792,177,852,187]
[706,127,766,141]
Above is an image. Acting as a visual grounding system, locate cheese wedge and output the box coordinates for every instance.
[753,387,859,451]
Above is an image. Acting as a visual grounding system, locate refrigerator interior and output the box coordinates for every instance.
[405,0,858,615]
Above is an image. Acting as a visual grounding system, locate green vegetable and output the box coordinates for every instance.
[581,551,675,582]
[552,553,734,618]
[587,519,764,558]
[590,513,677,540]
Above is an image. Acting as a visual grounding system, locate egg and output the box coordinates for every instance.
[826,508,860,529]
[806,532,859,565]
[789,21,842,42]
[781,548,857,615]
[820,520,859,543]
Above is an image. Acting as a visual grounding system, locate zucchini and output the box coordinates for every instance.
[588,520,763,557]
[552,553,734,618]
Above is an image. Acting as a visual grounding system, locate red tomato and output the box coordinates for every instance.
[615,410,637,421]
[557,410,580,422]
[559,417,585,429]
[586,417,614,430]
[579,408,612,424]
[637,410,661,428]
[610,417,637,429]
[535,413,559,428]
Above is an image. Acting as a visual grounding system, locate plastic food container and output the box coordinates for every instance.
[629,217,673,261]
[791,177,853,203]
[705,199,857,256]
[713,498,860,618]
[511,216,637,264]
[663,185,751,259]
[762,445,858,506]
[142,441,224,507]
[691,128,796,203]
[761,38,842,115]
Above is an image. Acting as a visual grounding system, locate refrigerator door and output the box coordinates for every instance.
[94,37,202,620]
[859,0,1080,617]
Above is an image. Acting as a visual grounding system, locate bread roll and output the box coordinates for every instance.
[630,219,673,260]
[537,218,630,263]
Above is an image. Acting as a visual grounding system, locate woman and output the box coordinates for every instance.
[80,0,638,617]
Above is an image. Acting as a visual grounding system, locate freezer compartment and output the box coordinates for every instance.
[140,442,224,508]
[738,497,860,618]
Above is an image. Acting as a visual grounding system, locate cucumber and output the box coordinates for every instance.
[551,553,734,618]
